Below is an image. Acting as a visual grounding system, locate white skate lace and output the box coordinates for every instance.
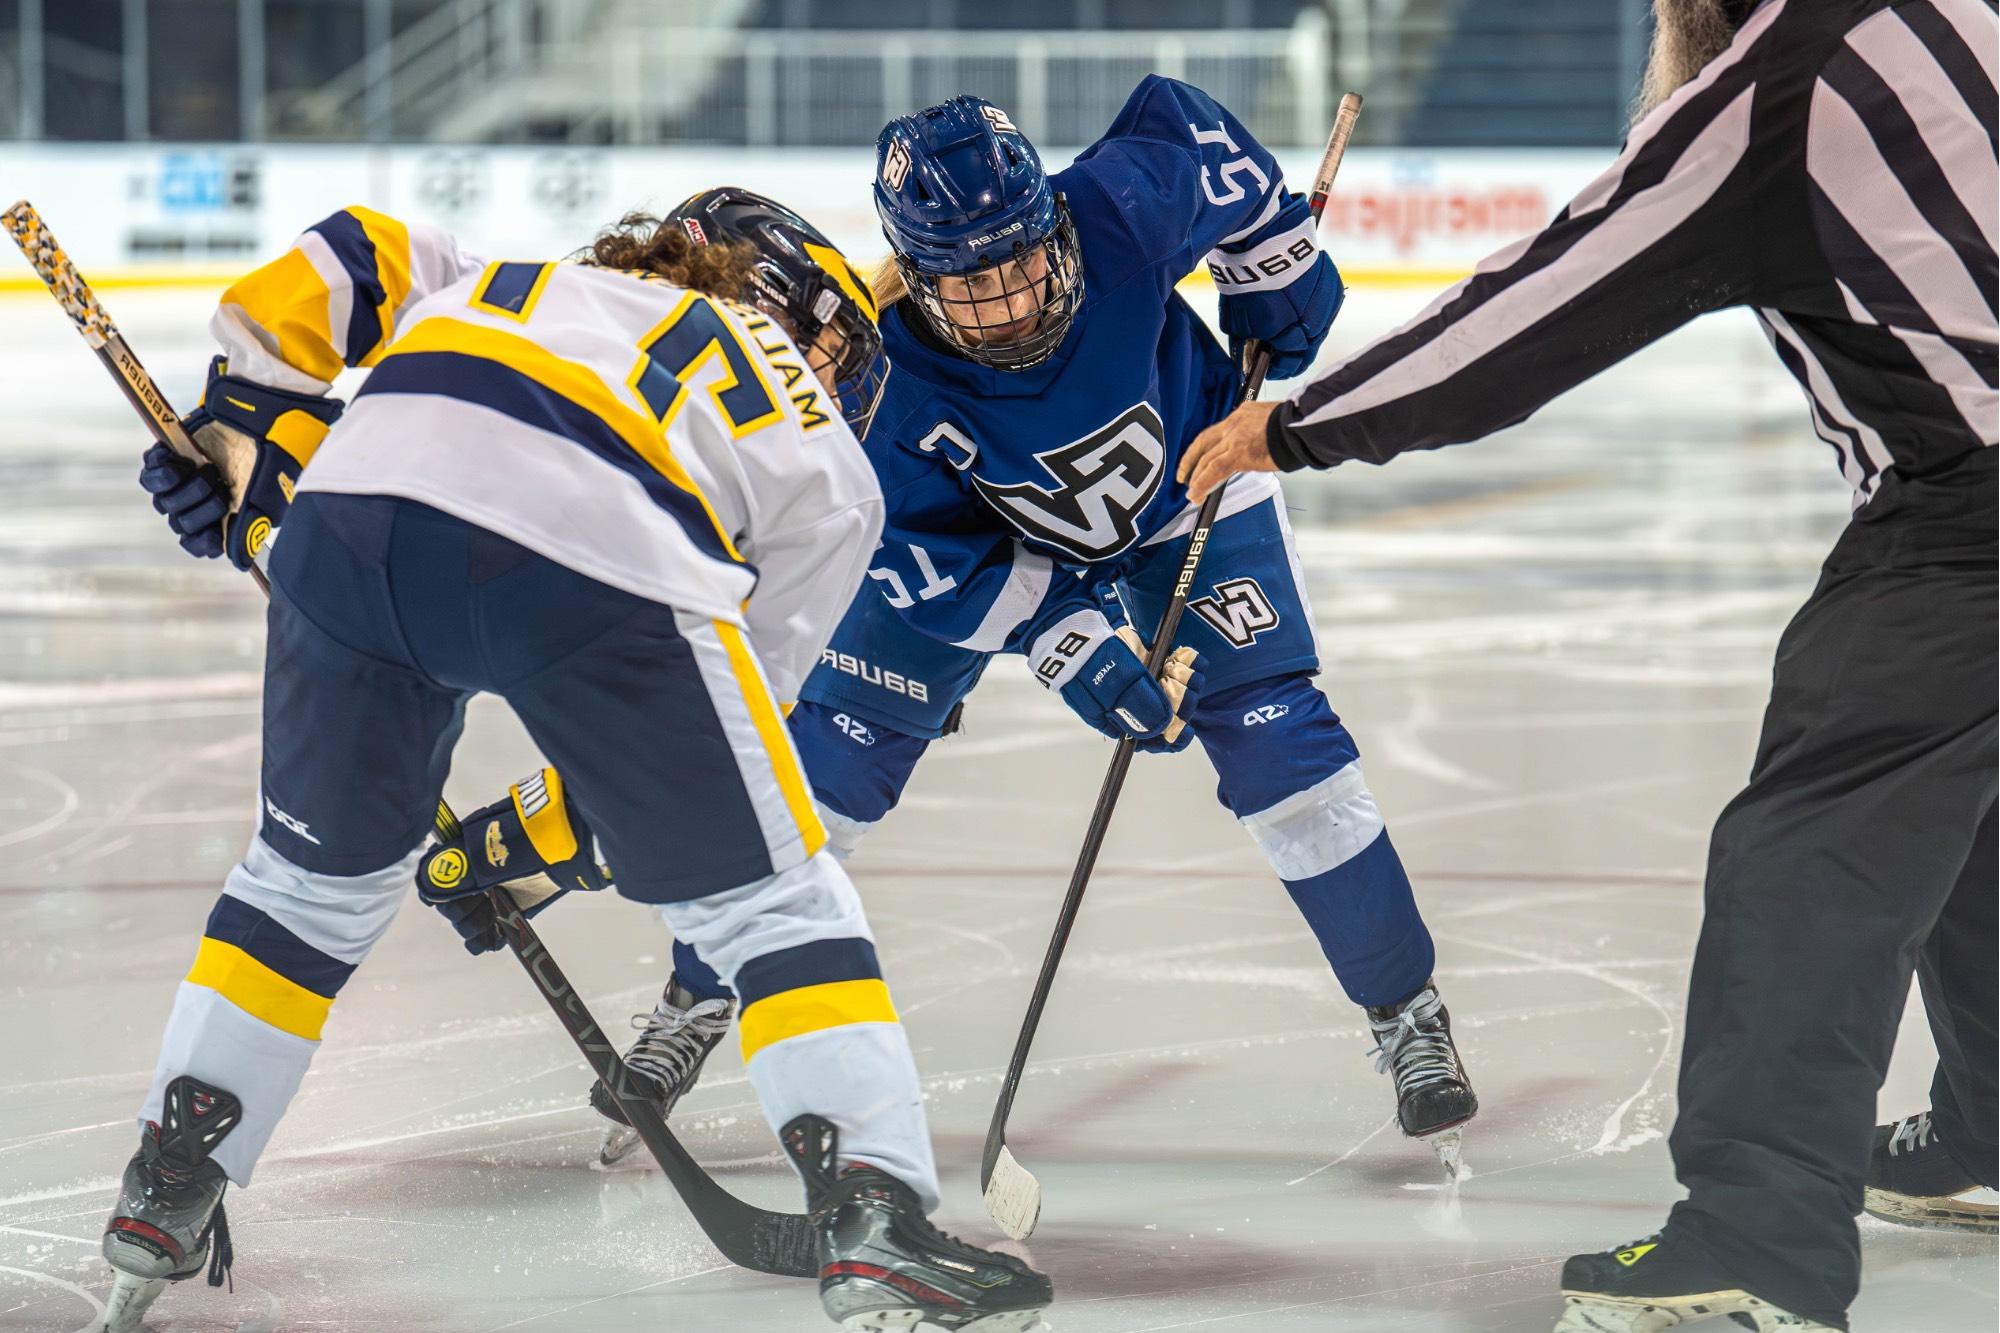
[1887,1111,1935,1157]
[1368,987,1465,1096]
[623,993,733,1097]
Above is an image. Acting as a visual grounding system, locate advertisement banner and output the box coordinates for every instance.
[0,143,1607,290]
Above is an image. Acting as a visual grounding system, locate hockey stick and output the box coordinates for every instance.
[4,202,819,1280]
[979,93,1364,1241]
[429,804,820,1278]
[3,200,273,594]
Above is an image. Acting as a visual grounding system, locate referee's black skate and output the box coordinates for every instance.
[1863,1110,1998,1234]
[1556,1230,1838,1332]
[589,976,734,1165]
[1367,980,1478,1147]
[783,1114,1052,1331]
[99,1075,239,1333]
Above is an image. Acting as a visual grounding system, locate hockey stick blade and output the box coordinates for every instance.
[488,896,819,1278]
[982,1144,1043,1241]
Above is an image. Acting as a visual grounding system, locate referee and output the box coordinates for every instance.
[1181,1,1996,1329]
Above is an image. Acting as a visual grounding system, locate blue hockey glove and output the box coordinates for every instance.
[138,443,229,559]
[1029,609,1206,754]
[137,357,343,571]
[417,767,612,956]
[1213,192,1344,381]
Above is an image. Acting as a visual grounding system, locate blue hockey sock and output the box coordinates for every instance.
[1282,829,1435,1008]
[672,936,734,1002]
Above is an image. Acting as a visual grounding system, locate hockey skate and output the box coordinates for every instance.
[783,1114,1052,1331]
[590,976,734,1166]
[1862,1110,1999,1234]
[1367,979,1478,1168]
[99,1075,239,1332]
[1556,1231,1839,1331]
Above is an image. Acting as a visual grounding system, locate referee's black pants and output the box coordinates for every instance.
[1667,448,1997,1328]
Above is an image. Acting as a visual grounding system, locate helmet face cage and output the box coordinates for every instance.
[899,197,1083,373]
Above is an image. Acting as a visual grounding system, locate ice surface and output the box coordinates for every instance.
[0,284,1991,1332]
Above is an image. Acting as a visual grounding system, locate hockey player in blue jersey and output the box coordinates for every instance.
[482,83,1479,1176]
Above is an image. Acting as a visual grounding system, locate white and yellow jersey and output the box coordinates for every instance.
[211,207,884,702]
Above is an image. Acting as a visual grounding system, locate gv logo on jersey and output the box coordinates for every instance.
[971,403,1166,562]
[1190,577,1280,648]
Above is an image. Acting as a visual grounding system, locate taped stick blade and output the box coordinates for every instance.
[982,1144,1043,1240]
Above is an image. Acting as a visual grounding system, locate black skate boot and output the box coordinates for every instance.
[1863,1110,1998,1234]
[589,976,735,1165]
[782,1113,1052,1331]
[100,1075,239,1332]
[1557,1230,1839,1332]
[1367,979,1478,1139]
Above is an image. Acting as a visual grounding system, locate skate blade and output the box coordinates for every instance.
[1863,1185,1998,1234]
[982,1146,1042,1241]
[959,1310,1050,1332]
[1555,1290,1835,1333]
[100,1271,167,1333]
[1426,1126,1468,1182]
[598,1123,642,1167]
[840,1311,923,1331]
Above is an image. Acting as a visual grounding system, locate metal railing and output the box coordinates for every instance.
[6,0,1647,147]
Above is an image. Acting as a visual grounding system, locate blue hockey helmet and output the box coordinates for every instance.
[874,97,1083,371]
[667,186,888,435]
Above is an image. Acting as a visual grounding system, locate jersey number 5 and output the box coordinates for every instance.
[629,294,783,437]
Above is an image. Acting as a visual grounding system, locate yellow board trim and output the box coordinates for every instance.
[185,937,334,1041]
[738,978,898,1061]
[511,766,579,864]
[219,248,344,385]
[378,316,743,563]
[713,618,827,862]
[469,260,557,324]
[0,266,1478,298]
[348,207,413,367]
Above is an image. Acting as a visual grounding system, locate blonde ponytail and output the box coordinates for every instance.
[869,255,907,309]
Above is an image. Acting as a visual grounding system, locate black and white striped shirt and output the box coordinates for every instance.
[1268,0,1997,509]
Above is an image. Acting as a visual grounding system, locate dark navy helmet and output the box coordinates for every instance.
[667,187,888,435]
[874,97,1083,372]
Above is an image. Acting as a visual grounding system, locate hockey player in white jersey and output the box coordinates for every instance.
[115,194,1053,1332]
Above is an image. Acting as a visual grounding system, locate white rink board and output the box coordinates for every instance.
[0,143,1602,282]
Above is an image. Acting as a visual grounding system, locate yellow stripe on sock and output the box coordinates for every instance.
[738,978,897,1061]
[713,619,826,860]
[185,937,334,1041]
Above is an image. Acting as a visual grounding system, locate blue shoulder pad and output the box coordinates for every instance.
[1066,75,1290,279]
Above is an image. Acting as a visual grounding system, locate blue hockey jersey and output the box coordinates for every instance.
[861,75,1329,654]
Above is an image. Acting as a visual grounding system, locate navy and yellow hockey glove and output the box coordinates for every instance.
[417,767,612,956]
[1028,609,1206,754]
[1213,193,1344,381]
[137,357,342,571]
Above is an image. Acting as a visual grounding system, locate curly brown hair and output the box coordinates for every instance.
[582,211,760,299]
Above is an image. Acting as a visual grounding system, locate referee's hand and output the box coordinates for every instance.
[1179,399,1280,502]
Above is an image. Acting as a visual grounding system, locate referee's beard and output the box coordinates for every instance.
[1636,0,1739,119]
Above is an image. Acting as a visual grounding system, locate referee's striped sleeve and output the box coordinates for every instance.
[1267,0,1790,471]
